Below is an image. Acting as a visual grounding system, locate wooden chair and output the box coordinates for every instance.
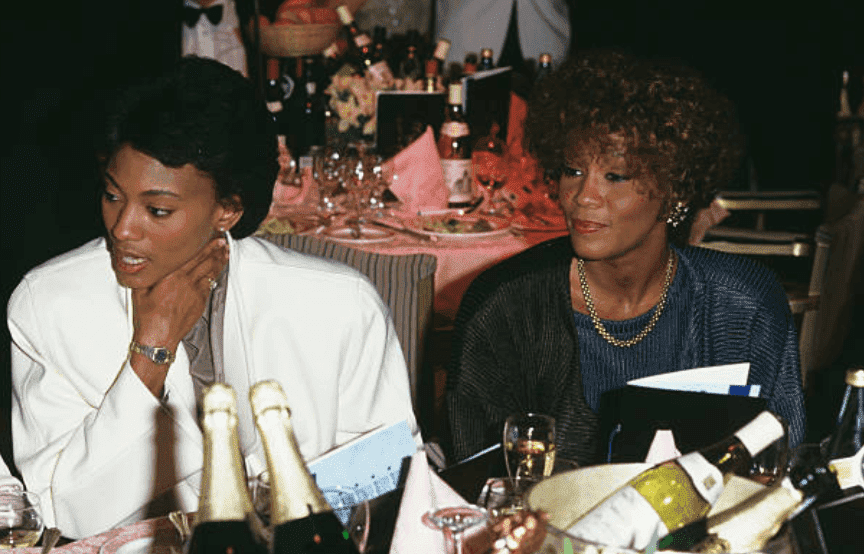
[697,190,831,389]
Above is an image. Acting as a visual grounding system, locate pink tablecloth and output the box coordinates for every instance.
[265,209,568,322]
[16,514,191,554]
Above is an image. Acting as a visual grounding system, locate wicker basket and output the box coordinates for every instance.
[259,23,341,57]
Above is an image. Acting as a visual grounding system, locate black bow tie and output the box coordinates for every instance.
[183,4,224,28]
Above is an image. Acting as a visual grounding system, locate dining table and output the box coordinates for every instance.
[262,198,569,324]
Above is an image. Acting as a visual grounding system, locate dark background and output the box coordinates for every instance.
[2,1,861,477]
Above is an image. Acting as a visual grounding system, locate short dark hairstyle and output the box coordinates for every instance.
[99,56,278,239]
[526,49,744,244]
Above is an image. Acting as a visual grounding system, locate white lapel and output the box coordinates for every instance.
[221,234,262,458]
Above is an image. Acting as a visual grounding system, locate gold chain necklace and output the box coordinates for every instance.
[576,250,676,348]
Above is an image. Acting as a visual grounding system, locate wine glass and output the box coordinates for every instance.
[472,152,509,215]
[422,506,489,554]
[503,413,556,506]
[0,490,44,548]
[248,470,271,527]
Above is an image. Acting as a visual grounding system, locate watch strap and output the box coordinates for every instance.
[129,341,176,365]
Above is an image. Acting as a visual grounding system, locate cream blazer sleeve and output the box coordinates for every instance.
[8,267,203,539]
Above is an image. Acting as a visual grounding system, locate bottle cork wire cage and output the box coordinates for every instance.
[253,0,368,58]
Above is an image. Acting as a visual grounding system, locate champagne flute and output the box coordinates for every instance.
[503,413,556,505]
[472,153,509,216]
[0,491,44,549]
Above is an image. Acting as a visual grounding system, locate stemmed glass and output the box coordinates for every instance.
[503,413,557,508]
[472,124,509,215]
[0,490,44,548]
[422,506,489,554]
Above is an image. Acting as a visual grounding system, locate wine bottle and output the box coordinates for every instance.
[462,53,478,77]
[535,53,553,83]
[336,5,393,86]
[479,48,495,71]
[825,366,864,492]
[438,83,475,209]
[398,44,421,81]
[684,459,842,553]
[249,380,360,554]
[266,57,291,139]
[424,38,451,89]
[290,57,326,157]
[187,384,266,554]
[566,411,785,551]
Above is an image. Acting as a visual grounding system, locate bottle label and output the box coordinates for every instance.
[441,122,469,138]
[441,159,474,203]
[828,445,864,490]
[677,452,725,505]
[366,61,394,87]
[566,485,668,550]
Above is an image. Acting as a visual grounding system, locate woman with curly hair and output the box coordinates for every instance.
[445,50,805,466]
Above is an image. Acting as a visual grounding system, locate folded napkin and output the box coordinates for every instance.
[390,451,468,554]
[644,429,683,465]
[383,126,449,213]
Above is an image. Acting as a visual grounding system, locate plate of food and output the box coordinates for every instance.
[510,204,568,232]
[323,224,396,244]
[409,214,512,240]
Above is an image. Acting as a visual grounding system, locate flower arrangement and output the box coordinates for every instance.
[324,72,444,143]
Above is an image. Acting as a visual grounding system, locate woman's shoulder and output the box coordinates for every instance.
[678,245,789,308]
[9,238,117,318]
[458,236,573,322]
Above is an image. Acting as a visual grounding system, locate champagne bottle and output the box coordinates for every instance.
[438,83,475,209]
[187,384,266,554]
[566,411,785,551]
[479,48,495,71]
[825,366,864,492]
[250,380,360,554]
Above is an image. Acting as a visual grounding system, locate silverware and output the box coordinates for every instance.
[40,527,61,554]
[368,220,438,242]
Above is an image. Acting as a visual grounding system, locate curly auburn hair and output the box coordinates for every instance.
[526,49,743,244]
[99,57,279,239]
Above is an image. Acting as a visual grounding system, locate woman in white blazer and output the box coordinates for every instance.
[8,57,419,539]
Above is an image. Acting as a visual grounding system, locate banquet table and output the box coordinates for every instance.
[262,206,569,323]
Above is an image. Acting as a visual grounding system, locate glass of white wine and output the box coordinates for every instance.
[503,413,556,505]
[0,490,44,549]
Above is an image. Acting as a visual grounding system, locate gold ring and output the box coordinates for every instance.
[208,278,217,291]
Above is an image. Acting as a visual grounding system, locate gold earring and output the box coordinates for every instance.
[666,201,689,228]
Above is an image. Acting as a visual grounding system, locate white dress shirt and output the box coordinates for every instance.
[435,0,570,68]
[182,0,247,76]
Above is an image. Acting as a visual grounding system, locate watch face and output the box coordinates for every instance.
[153,349,169,364]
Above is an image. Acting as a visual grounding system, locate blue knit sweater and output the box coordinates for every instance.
[447,237,805,465]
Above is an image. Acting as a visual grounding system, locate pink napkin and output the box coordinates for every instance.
[383,126,449,213]
[389,451,468,554]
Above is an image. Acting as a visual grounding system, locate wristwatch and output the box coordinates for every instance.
[129,341,176,365]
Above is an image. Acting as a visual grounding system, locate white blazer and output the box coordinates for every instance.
[8,235,419,538]
[435,0,570,68]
